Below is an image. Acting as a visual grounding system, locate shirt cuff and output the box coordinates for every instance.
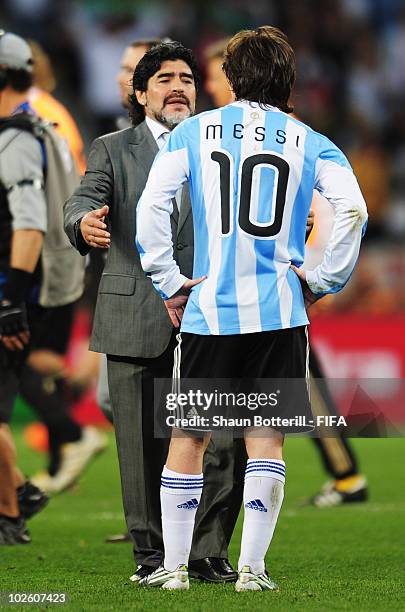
[158,274,189,300]
[305,270,329,296]
[74,218,91,256]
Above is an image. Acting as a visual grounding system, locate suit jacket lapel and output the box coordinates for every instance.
[177,183,191,234]
[129,121,158,183]
[129,120,179,224]
[171,197,179,225]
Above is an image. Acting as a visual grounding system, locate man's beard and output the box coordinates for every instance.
[153,107,193,129]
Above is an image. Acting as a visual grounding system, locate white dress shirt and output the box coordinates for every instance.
[145,115,182,208]
[145,116,170,150]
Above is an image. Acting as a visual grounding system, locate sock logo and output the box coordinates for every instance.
[245,499,268,512]
[177,498,199,510]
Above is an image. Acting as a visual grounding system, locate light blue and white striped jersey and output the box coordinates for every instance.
[137,101,368,335]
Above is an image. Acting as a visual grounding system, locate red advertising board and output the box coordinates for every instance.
[310,315,405,429]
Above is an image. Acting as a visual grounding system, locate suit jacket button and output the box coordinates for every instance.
[177,243,184,250]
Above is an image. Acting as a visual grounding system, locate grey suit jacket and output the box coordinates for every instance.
[64,121,193,358]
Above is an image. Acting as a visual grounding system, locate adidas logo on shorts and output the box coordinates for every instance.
[186,407,199,419]
[245,499,268,512]
[177,498,199,510]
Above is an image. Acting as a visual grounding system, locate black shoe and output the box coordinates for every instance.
[105,532,131,543]
[129,565,157,583]
[17,481,49,519]
[210,558,238,582]
[0,515,31,545]
[189,557,237,583]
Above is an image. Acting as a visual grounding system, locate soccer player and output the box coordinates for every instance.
[204,37,369,508]
[136,26,368,591]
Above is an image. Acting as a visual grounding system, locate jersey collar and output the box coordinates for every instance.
[231,100,281,113]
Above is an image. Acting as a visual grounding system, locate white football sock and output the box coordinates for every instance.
[160,465,203,571]
[238,458,285,575]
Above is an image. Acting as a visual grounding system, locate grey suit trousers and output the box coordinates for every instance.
[107,337,243,566]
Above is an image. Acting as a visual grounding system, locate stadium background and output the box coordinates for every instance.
[0,0,404,610]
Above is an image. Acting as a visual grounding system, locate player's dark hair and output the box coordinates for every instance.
[128,41,200,126]
[223,26,296,113]
[2,68,33,92]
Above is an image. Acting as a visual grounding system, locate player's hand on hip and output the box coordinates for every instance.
[165,276,206,328]
[80,205,111,249]
[290,265,320,309]
[181,277,206,292]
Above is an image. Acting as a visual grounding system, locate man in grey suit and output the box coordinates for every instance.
[64,42,241,583]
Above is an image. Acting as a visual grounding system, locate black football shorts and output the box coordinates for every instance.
[169,326,314,435]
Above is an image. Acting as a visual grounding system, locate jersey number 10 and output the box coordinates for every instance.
[211,151,289,239]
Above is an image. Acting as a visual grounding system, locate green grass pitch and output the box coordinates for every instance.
[1,431,404,611]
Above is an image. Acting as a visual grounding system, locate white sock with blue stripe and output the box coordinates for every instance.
[238,458,286,575]
[160,466,203,571]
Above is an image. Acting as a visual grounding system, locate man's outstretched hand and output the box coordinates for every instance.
[80,205,111,249]
[290,265,321,309]
[165,276,206,328]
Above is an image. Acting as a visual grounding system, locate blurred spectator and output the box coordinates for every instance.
[65,5,167,134]
[1,0,404,314]
[347,26,386,128]
[27,40,86,174]
[115,38,161,129]
[383,9,405,98]
[204,38,232,107]
[348,126,390,239]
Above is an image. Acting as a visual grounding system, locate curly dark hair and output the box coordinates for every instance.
[223,26,296,113]
[128,41,200,126]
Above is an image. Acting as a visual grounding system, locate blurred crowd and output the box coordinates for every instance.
[1,0,404,314]
[0,8,393,555]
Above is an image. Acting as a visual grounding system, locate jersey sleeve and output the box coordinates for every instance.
[305,138,368,296]
[136,123,190,299]
[1,131,47,233]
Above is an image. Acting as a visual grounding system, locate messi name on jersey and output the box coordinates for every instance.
[205,122,300,147]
